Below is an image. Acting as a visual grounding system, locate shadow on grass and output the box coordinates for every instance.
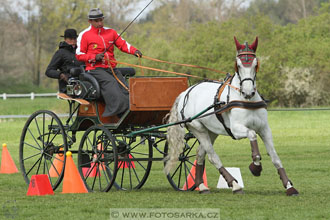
[108,185,288,197]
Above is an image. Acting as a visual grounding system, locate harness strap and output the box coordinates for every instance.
[213,100,267,139]
[218,75,233,100]
[217,100,267,114]
[214,75,267,139]
[181,83,201,121]
[216,113,236,139]
[214,77,236,139]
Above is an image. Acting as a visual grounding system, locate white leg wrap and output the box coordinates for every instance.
[253,155,261,166]
[286,181,293,190]
[247,130,257,141]
[198,183,210,192]
[232,181,242,192]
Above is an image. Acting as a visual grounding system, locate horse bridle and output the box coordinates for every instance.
[235,51,258,92]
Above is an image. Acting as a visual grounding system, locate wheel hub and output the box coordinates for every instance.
[43,143,55,160]
[117,140,129,156]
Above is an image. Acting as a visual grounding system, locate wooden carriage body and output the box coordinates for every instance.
[70,77,188,131]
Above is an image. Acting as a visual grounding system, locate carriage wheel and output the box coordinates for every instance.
[77,125,118,192]
[19,110,67,190]
[113,135,153,190]
[164,132,200,191]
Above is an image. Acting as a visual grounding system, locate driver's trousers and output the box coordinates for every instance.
[89,67,129,117]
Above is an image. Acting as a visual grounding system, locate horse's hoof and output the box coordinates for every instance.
[199,189,211,194]
[249,162,262,176]
[286,187,299,196]
[233,189,244,194]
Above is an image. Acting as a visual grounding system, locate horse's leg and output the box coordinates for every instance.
[230,123,262,176]
[218,167,243,194]
[249,140,263,176]
[259,125,299,196]
[195,146,209,194]
[193,130,219,193]
[190,126,243,194]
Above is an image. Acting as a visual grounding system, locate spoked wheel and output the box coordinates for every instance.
[113,134,153,190]
[77,125,117,192]
[19,110,67,190]
[164,132,200,191]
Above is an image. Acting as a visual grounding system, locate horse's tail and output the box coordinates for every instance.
[164,96,185,175]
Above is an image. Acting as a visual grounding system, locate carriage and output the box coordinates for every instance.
[19,67,200,192]
[19,36,299,196]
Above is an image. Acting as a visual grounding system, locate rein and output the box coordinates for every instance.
[139,56,240,92]
[105,55,241,93]
[105,57,129,91]
[108,58,215,80]
[142,55,227,75]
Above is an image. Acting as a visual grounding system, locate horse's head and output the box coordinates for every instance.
[234,36,259,99]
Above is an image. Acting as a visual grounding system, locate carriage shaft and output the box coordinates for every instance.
[126,104,215,137]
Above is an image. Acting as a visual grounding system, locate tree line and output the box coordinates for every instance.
[0,0,329,107]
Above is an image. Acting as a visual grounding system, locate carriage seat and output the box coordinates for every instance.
[118,67,136,78]
[66,67,135,101]
[69,67,83,77]
[79,71,101,99]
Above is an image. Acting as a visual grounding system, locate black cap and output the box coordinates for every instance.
[88,8,104,20]
[60,29,78,38]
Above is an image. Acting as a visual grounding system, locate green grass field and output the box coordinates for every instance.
[0,99,330,219]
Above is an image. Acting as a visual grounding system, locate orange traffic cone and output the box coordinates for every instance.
[26,174,54,196]
[0,143,19,174]
[97,143,106,171]
[182,160,208,191]
[82,162,100,177]
[62,151,88,194]
[82,145,102,177]
[118,154,135,168]
[49,149,64,177]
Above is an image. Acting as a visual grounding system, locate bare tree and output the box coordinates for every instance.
[102,0,144,30]
[144,0,249,26]
[248,0,324,25]
[0,1,31,83]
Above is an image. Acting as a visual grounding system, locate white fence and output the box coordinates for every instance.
[0,92,58,100]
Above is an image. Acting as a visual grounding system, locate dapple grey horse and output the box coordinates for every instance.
[164,37,299,196]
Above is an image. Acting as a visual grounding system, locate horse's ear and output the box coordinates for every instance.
[250,36,258,52]
[234,36,242,51]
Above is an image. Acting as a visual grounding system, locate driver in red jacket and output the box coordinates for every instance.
[76,8,142,117]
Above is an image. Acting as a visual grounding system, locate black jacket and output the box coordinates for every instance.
[45,41,84,92]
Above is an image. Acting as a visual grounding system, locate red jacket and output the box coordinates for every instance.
[76,25,137,70]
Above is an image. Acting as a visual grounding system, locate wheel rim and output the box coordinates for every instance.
[78,125,117,192]
[164,133,199,191]
[19,110,67,190]
[113,135,153,190]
